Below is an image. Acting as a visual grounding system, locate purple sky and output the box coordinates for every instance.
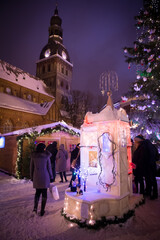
[0,0,143,102]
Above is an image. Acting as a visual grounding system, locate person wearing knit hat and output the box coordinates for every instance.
[134,135,145,142]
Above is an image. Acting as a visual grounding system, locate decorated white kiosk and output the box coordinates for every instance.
[63,93,143,226]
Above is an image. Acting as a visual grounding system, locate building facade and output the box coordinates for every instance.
[0,6,73,134]
[0,59,58,134]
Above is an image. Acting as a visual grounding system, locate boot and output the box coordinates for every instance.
[59,172,63,182]
[63,172,68,182]
[33,195,40,213]
[40,197,47,216]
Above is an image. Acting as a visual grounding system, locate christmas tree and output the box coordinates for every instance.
[123,0,160,150]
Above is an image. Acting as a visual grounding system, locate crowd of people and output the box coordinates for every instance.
[132,135,159,200]
[29,134,159,216]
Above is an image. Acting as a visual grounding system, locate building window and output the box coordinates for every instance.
[0,86,4,92]
[66,69,68,76]
[42,66,45,74]
[66,84,69,90]
[13,90,17,96]
[48,64,51,72]
[33,97,36,102]
[61,81,64,88]
[27,94,32,101]
[53,63,56,71]
[61,66,64,74]
[3,119,13,133]
[6,87,11,94]
[23,122,29,129]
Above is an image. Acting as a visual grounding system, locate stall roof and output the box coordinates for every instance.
[2,121,80,137]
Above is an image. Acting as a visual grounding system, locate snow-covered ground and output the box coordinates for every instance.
[0,171,160,240]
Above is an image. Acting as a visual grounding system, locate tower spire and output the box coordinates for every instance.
[106,91,114,109]
[54,2,58,15]
[48,3,63,43]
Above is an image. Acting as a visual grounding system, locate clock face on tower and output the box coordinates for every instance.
[62,51,67,60]
[44,49,51,58]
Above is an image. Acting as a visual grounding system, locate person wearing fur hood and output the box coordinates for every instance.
[30,143,53,216]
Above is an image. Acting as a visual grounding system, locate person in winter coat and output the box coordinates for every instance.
[133,135,159,199]
[46,141,58,182]
[56,144,68,183]
[30,143,53,216]
[143,139,158,199]
[69,143,80,188]
[132,135,147,194]
[70,143,80,170]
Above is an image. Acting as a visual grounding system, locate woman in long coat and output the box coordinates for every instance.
[56,144,68,182]
[30,143,53,216]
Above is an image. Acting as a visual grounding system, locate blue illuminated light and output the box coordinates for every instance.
[0,137,5,148]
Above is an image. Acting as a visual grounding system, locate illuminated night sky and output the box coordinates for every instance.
[0,0,143,102]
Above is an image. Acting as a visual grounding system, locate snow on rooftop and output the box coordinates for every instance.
[0,92,54,115]
[36,54,73,67]
[0,59,53,97]
[2,121,80,137]
[84,105,129,124]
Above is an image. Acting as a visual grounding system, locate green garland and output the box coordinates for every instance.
[16,124,80,179]
[61,198,145,230]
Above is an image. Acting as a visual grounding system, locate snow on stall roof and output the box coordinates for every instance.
[0,92,54,115]
[0,59,53,97]
[2,121,80,137]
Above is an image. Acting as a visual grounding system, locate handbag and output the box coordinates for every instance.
[50,184,59,200]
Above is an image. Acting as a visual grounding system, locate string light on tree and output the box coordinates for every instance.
[123,0,160,150]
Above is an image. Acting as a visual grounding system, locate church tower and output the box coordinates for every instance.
[36,5,73,114]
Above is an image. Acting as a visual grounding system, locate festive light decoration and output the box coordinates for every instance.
[99,71,118,96]
[134,83,143,91]
[121,96,128,102]
[146,129,153,135]
[61,198,145,229]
